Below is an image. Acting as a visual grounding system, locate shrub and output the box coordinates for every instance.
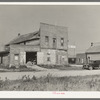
[19,65,27,69]
[39,64,56,69]
[10,65,16,69]
[0,64,9,69]
[32,75,37,80]
[21,75,31,82]
[27,61,33,66]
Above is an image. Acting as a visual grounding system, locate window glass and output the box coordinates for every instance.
[45,36,49,42]
[53,38,57,48]
[61,38,64,46]
[15,54,19,60]
[47,57,50,62]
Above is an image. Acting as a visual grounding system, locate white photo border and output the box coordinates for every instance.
[0,2,100,98]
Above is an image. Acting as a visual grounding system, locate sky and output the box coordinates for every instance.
[0,5,100,54]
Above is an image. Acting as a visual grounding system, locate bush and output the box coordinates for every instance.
[19,65,27,69]
[39,64,70,69]
[0,64,9,69]
[10,65,16,69]
[27,61,33,66]
[32,75,37,80]
[38,64,56,69]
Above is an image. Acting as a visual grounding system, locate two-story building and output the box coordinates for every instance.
[0,23,68,67]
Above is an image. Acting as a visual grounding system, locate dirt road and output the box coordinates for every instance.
[1,69,100,81]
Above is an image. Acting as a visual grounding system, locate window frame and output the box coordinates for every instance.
[47,56,51,62]
[61,37,64,46]
[14,54,19,61]
[45,36,49,43]
[53,38,57,48]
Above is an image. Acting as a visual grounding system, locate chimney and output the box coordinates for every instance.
[18,33,20,36]
[91,42,93,46]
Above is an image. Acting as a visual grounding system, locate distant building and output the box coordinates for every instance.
[0,23,68,67]
[68,55,76,64]
[76,53,86,65]
[86,43,100,63]
[68,45,76,64]
[76,43,100,65]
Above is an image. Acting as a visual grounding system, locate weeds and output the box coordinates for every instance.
[1,75,100,91]
[39,64,82,70]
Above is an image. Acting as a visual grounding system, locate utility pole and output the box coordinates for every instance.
[74,42,76,57]
[67,27,69,65]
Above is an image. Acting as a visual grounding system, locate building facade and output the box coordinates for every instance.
[76,43,100,65]
[86,43,100,63]
[0,23,68,67]
[76,53,86,65]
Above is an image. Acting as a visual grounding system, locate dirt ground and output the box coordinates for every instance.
[0,65,100,91]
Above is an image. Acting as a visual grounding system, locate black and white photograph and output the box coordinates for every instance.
[0,3,100,93]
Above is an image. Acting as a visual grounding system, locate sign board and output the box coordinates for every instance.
[68,45,76,48]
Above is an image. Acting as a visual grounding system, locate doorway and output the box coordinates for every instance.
[26,52,37,64]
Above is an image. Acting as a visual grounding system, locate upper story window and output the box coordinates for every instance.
[61,38,64,46]
[45,36,49,46]
[24,42,26,45]
[47,57,51,62]
[53,38,57,48]
[45,36,49,42]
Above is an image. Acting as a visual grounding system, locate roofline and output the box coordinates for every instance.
[5,38,40,46]
[40,22,68,29]
[86,52,100,54]
[15,37,40,44]
[5,31,40,46]
[18,30,39,37]
[76,53,86,55]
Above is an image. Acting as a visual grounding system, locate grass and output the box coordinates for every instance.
[39,65,82,70]
[0,64,83,72]
[0,74,100,91]
[53,66,82,70]
[0,68,38,72]
[0,64,39,72]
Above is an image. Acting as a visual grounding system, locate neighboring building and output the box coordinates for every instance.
[68,45,76,64]
[0,23,68,67]
[68,55,76,64]
[76,53,86,65]
[76,43,100,65]
[86,43,100,63]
